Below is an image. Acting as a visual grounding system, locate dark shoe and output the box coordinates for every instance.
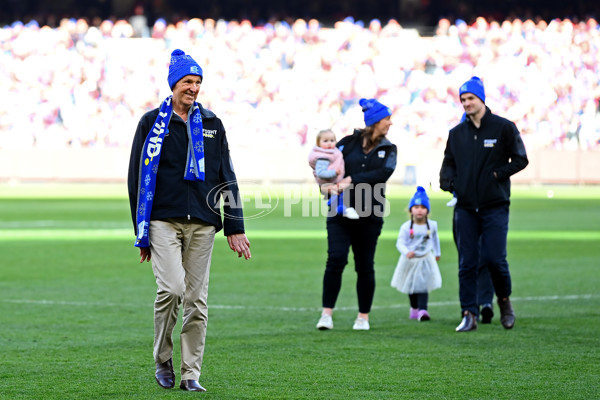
[155,359,175,389]
[498,298,515,329]
[480,304,494,324]
[180,379,207,392]
[455,310,477,332]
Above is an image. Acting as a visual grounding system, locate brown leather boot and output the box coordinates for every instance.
[498,297,515,329]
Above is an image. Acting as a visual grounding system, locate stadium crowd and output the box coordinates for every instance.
[1,15,599,153]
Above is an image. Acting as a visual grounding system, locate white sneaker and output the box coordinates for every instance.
[316,314,333,330]
[446,197,457,207]
[352,317,370,331]
[343,207,359,219]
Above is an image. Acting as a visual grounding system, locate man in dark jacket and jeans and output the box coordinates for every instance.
[439,76,528,332]
[128,49,251,392]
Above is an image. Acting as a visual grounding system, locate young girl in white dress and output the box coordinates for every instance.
[391,186,442,321]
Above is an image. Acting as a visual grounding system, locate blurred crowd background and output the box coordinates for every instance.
[2,12,599,158]
[1,0,600,187]
[2,0,599,30]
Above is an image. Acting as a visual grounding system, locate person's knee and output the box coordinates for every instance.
[480,256,508,272]
[326,254,348,272]
[354,262,374,274]
[158,280,186,299]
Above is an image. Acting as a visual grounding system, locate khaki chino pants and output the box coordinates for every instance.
[149,218,216,381]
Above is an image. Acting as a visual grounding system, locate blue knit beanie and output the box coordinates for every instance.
[408,186,430,212]
[167,49,203,90]
[359,98,392,127]
[459,76,485,103]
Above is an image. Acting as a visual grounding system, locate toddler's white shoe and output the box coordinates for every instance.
[316,314,333,330]
[446,197,457,207]
[343,207,359,219]
[352,317,370,331]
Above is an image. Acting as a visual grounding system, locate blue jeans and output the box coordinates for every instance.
[478,265,494,306]
[454,205,512,315]
[453,210,495,308]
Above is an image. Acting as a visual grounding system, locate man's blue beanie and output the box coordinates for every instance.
[459,76,485,103]
[167,49,203,90]
[408,186,430,212]
[359,98,392,127]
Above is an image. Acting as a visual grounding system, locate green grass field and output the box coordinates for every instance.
[0,183,599,399]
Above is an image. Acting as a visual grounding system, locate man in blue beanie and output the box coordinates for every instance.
[439,76,529,332]
[128,49,251,392]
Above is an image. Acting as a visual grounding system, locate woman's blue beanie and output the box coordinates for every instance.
[167,49,203,90]
[408,186,430,212]
[459,76,485,103]
[359,98,392,127]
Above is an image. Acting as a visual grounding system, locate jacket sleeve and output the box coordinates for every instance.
[218,122,246,236]
[494,122,529,181]
[349,146,397,185]
[127,115,149,235]
[439,133,456,193]
[395,223,411,255]
[315,159,337,180]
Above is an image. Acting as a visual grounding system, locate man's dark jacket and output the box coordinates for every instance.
[128,104,245,238]
[439,107,528,210]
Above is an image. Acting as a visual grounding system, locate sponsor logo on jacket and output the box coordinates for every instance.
[484,139,497,148]
[203,129,217,138]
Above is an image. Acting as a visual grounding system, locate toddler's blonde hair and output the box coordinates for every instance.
[316,129,335,146]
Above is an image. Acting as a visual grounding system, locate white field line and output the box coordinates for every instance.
[1,294,597,312]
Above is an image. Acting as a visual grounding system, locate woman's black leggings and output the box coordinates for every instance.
[322,216,383,313]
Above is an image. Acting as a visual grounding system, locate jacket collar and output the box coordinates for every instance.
[465,106,491,128]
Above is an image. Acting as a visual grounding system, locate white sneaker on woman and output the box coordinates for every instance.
[352,317,370,330]
[316,314,333,330]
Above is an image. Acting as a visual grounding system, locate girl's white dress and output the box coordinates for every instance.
[391,219,442,294]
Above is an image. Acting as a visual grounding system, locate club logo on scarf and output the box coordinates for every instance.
[134,96,205,248]
[146,115,167,160]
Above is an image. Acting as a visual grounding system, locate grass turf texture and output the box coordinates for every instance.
[0,184,598,399]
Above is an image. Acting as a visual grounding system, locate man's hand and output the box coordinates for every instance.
[139,247,151,263]
[227,233,251,260]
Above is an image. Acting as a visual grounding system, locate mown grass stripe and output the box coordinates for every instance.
[0,229,599,241]
[1,293,596,310]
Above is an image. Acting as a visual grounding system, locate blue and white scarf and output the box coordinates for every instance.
[135,95,205,247]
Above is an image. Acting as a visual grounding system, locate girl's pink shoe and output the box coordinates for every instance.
[409,308,419,320]
[417,309,431,321]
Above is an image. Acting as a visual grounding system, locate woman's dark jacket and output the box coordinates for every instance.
[336,129,397,219]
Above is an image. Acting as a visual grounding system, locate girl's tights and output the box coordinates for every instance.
[409,293,429,310]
